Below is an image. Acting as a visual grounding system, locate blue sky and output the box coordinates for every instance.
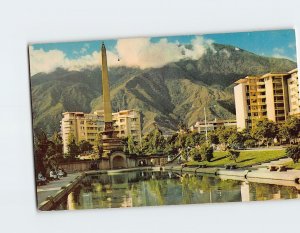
[32,29,297,60]
[29,29,297,75]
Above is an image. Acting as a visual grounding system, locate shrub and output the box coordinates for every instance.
[200,144,213,162]
[190,147,201,161]
[227,149,240,162]
[286,145,300,163]
[244,139,256,148]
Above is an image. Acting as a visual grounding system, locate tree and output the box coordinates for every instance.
[178,120,189,133]
[216,127,236,149]
[174,133,187,149]
[190,147,201,161]
[199,143,213,162]
[51,131,63,154]
[185,133,195,147]
[78,140,93,154]
[45,141,62,170]
[179,148,189,161]
[279,116,300,144]
[33,129,49,175]
[286,145,300,163]
[127,135,141,155]
[164,134,178,155]
[67,133,79,159]
[208,132,219,145]
[244,139,256,148]
[141,127,166,155]
[127,135,135,154]
[94,133,103,157]
[227,131,245,149]
[251,119,278,147]
[33,130,64,175]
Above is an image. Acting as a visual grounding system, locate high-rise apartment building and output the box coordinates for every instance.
[234,68,299,130]
[287,68,300,116]
[61,109,142,153]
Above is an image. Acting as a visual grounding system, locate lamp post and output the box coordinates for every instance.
[204,107,208,141]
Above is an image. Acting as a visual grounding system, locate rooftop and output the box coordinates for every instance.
[234,68,297,85]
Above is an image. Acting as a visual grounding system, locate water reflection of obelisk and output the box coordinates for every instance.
[100,42,126,167]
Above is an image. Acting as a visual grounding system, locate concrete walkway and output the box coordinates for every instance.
[253,157,293,171]
[36,173,81,207]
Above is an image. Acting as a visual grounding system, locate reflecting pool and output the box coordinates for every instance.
[56,171,300,210]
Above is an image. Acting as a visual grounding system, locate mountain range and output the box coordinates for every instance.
[30,43,297,135]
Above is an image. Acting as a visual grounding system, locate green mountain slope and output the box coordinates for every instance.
[30,43,297,135]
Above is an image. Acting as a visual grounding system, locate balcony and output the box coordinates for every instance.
[274,100,284,103]
[257,102,266,105]
[257,95,266,98]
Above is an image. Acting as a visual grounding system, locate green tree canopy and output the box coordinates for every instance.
[78,140,93,153]
[141,127,166,155]
[67,133,80,159]
[286,145,300,163]
[251,119,278,147]
[279,116,300,144]
[94,133,103,157]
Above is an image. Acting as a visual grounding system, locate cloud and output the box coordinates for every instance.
[219,48,231,58]
[273,47,285,54]
[29,46,120,75]
[272,47,295,61]
[115,36,214,68]
[29,46,66,75]
[80,47,87,54]
[272,53,294,60]
[288,42,295,49]
[29,36,214,75]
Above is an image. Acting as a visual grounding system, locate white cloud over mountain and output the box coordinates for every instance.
[29,36,214,75]
[272,47,296,61]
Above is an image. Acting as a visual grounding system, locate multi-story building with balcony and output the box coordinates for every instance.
[287,68,300,117]
[61,109,142,153]
[234,68,299,130]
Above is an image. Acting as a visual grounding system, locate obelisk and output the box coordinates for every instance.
[100,42,123,156]
[101,42,113,134]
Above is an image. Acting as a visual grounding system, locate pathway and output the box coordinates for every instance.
[36,173,81,207]
[252,157,292,171]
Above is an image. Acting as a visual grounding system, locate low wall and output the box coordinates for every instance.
[39,173,85,211]
[164,166,300,187]
[60,155,168,173]
[59,161,93,173]
[60,159,110,173]
[99,159,110,170]
[127,158,136,168]
[136,156,168,166]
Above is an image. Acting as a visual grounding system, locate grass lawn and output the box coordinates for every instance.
[186,149,286,168]
[283,161,300,170]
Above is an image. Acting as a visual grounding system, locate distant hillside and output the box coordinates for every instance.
[30,43,297,135]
